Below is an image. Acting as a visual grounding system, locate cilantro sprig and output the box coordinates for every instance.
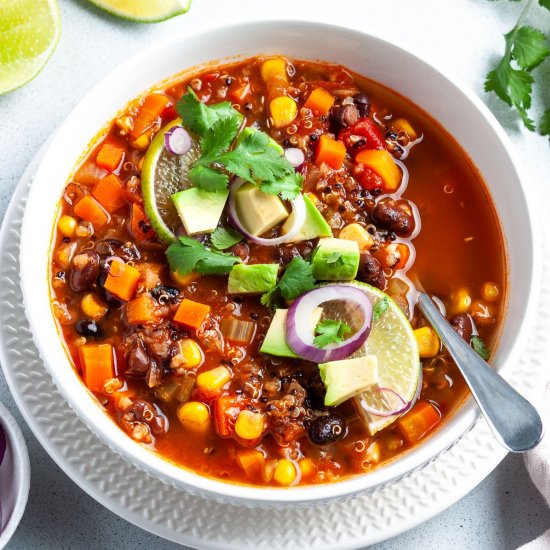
[485,0,550,137]
[471,335,490,360]
[261,257,315,308]
[210,226,243,250]
[176,89,303,197]
[314,319,352,348]
[167,236,240,276]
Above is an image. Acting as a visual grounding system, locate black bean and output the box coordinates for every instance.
[150,284,179,301]
[75,319,103,338]
[69,251,100,292]
[230,242,250,261]
[125,340,150,378]
[357,251,385,290]
[373,198,416,238]
[308,415,347,445]
[449,313,474,343]
[331,103,359,129]
[353,92,371,117]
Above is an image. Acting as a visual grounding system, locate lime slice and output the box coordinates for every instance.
[86,0,191,22]
[141,118,201,244]
[0,0,61,95]
[320,281,420,435]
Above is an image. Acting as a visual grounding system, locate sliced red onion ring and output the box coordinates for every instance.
[359,387,412,417]
[228,178,306,246]
[284,147,305,169]
[286,285,373,363]
[164,125,192,155]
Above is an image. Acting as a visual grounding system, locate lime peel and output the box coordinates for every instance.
[86,0,191,22]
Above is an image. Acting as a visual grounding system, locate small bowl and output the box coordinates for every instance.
[0,401,30,547]
[19,20,540,507]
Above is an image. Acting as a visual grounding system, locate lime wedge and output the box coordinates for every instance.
[86,0,191,22]
[141,118,201,244]
[0,0,61,95]
[319,281,420,435]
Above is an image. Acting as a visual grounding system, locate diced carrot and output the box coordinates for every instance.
[125,293,160,325]
[131,93,170,139]
[104,261,141,301]
[173,298,210,330]
[79,343,114,393]
[229,82,250,103]
[92,174,126,213]
[96,143,125,172]
[394,244,410,270]
[236,449,265,478]
[73,195,110,228]
[304,87,335,116]
[74,162,107,185]
[315,134,346,169]
[130,203,155,241]
[355,149,401,191]
[397,401,441,445]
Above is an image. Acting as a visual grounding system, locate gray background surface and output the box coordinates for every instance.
[1,0,550,548]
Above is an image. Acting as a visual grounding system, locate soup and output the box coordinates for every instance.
[49,57,505,487]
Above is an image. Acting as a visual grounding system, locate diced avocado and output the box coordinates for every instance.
[237,127,284,155]
[260,307,323,358]
[171,187,229,235]
[319,355,378,406]
[281,194,332,242]
[311,237,360,281]
[227,263,279,295]
[235,183,288,236]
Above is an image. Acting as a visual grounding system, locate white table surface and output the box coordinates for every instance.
[1,0,550,548]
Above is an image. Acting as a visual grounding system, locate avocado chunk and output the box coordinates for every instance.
[311,237,360,281]
[235,182,288,236]
[319,355,378,406]
[171,187,229,235]
[281,194,332,242]
[227,263,279,295]
[260,307,323,358]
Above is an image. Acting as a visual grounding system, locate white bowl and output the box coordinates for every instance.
[0,401,30,547]
[20,20,540,507]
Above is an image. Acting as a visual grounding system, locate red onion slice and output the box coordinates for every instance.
[164,126,192,155]
[286,285,373,363]
[228,178,306,246]
[284,147,305,169]
[359,387,412,417]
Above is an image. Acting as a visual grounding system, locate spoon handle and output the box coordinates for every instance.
[417,292,543,452]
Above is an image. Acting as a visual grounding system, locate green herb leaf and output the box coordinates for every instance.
[167,236,240,276]
[509,26,549,70]
[539,0,550,12]
[314,319,351,349]
[259,171,303,201]
[540,109,550,136]
[189,165,229,193]
[176,88,243,135]
[261,257,315,307]
[210,227,243,250]
[200,116,242,160]
[373,297,389,321]
[471,335,490,360]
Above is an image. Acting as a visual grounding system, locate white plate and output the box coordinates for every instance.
[2,138,548,549]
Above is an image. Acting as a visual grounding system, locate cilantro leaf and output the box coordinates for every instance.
[210,227,243,250]
[167,236,240,276]
[190,165,229,193]
[508,26,549,70]
[261,257,315,307]
[539,0,550,12]
[259,170,303,201]
[313,319,351,349]
[471,335,490,360]
[373,297,389,321]
[540,109,550,136]
[176,88,243,135]
[200,116,242,160]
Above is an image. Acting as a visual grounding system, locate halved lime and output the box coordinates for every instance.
[0,0,61,95]
[141,119,201,244]
[86,0,191,22]
[320,281,420,435]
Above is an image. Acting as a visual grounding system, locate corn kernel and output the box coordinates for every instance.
[196,366,231,391]
[58,215,77,238]
[452,288,471,314]
[81,293,108,320]
[339,223,374,251]
[270,96,297,128]
[171,270,201,287]
[414,327,440,358]
[131,132,151,151]
[261,58,288,82]
[273,459,297,486]
[481,282,500,302]
[177,401,210,432]
[392,118,418,140]
[235,410,265,440]
[172,338,203,370]
[299,458,315,478]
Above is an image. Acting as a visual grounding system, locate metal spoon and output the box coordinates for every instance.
[417,292,543,452]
